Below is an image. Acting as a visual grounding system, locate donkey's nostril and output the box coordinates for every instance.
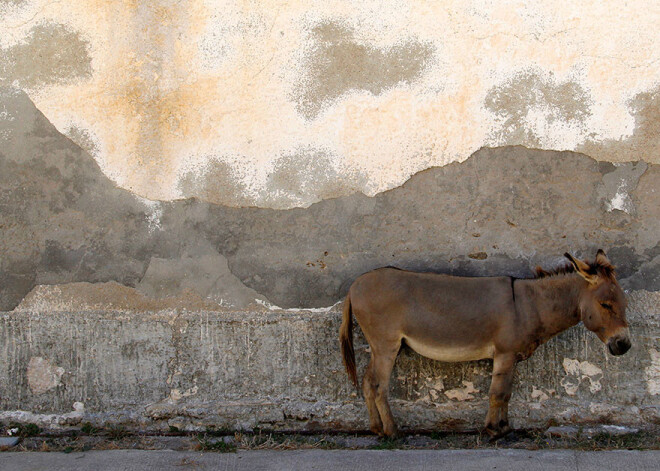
[617,338,631,353]
[609,337,631,355]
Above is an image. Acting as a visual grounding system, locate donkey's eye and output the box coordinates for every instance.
[600,302,613,310]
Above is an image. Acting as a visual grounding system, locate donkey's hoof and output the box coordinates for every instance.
[383,425,399,439]
[370,425,384,436]
[485,424,513,441]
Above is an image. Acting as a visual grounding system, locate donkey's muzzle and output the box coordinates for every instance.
[608,336,631,356]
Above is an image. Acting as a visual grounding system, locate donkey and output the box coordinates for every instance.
[339,250,630,438]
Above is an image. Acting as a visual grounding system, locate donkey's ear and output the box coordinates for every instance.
[595,249,612,267]
[564,253,597,284]
[595,249,616,278]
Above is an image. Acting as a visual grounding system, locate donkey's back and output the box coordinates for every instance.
[350,267,515,318]
[348,268,516,361]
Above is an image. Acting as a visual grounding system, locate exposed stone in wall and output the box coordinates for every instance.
[1,88,659,310]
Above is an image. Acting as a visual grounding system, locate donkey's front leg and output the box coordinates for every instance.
[484,352,516,439]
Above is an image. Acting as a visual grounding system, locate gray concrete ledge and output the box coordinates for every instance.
[2,449,660,471]
[0,290,658,433]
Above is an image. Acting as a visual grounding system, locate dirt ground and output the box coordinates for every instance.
[2,424,658,454]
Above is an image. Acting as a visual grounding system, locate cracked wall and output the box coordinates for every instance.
[1,1,660,208]
[1,1,660,431]
[2,89,659,312]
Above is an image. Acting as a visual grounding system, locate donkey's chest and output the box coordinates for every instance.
[403,336,496,362]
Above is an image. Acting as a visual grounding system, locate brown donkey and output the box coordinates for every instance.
[339,250,631,438]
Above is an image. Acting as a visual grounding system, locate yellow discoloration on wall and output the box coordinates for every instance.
[1,0,659,207]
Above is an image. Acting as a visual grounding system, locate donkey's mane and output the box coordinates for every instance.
[534,257,615,279]
[534,263,576,279]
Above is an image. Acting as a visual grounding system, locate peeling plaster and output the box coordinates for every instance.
[65,123,100,158]
[561,358,603,395]
[0,22,92,89]
[27,356,65,394]
[484,68,592,150]
[607,180,633,213]
[2,89,660,310]
[598,161,647,214]
[140,198,163,233]
[292,21,434,120]
[1,1,660,208]
[444,381,479,401]
[580,85,660,163]
[136,247,270,309]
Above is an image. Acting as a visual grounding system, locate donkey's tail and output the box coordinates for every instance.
[339,293,359,389]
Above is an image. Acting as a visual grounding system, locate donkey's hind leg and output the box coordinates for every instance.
[371,344,401,438]
[363,358,384,435]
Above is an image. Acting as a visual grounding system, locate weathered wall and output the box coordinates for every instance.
[1,1,659,431]
[1,89,659,312]
[1,1,660,209]
[1,291,658,432]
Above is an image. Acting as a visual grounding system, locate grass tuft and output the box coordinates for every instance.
[370,437,401,450]
[80,422,100,435]
[196,437,237,453]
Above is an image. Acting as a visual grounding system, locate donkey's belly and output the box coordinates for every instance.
[404,336,495,362]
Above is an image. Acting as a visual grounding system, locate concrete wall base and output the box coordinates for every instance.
[1,290,658,433]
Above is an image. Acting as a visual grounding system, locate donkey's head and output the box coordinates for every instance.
[565,250,630,356]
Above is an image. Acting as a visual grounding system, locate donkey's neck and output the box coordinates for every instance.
[517,274,583,345]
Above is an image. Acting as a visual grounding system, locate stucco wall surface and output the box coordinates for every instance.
[1,0,659,432]
[1,88,659,312]
[1,0,660,208]
[1,290,658,432]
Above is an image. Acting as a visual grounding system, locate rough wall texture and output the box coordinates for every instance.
[1,1,659,431]
[1,88,658,311]
[1,1,660,208]
[1,88,659,432]
[1,290,658,432]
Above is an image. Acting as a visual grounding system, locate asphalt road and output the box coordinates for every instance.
[1,449,659,470]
